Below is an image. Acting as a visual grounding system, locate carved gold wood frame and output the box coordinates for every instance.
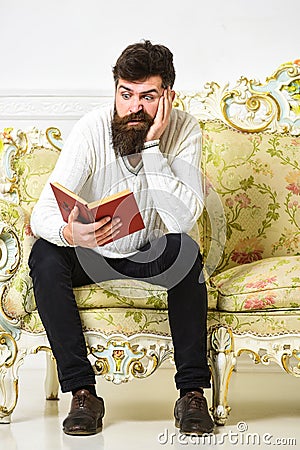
[174,61,300,134]
[87,332,174,385]
[208,326,300,425]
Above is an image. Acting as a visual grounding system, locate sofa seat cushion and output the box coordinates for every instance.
[74,279,168,310]
[208,309,300,334]
[21,307,171,336]
[4,255,218,319]
[3,273,168,319]
[210,256,300,311]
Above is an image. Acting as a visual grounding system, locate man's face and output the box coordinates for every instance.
[115,75,164,121]
[111,75,164,157]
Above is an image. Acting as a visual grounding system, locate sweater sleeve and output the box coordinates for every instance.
[141,116,203,233]
[30,118,94,246]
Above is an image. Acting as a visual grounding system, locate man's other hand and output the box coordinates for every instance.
[145,87,175,142]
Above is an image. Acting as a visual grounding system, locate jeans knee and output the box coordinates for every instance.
[167,233,200,254]
[162,233,201,269]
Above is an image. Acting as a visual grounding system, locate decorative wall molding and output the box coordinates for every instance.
[0,91,113,120]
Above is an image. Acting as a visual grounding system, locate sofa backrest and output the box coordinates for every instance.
[200,122,300,278]
[0,128,62,219]
[175,61,300,278]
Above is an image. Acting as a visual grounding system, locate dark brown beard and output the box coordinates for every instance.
[111,109,154,157]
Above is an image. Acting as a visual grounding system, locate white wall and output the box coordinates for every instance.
[1,0,300,94]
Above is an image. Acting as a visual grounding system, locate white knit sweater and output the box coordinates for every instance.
[30,104,204,258]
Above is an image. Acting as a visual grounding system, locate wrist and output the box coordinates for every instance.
[143,139,160,150]
[59,224,74,246]
[145,132,160,141]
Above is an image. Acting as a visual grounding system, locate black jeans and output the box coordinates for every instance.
[28,233,211,393]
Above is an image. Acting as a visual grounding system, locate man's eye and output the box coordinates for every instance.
[143,95,154,101]
[121,93,131,100]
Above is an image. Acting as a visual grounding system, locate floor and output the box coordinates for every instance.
[1,355,299,450]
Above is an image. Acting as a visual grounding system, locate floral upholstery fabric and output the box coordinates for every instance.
[201,122,300,271]
[21,308,170,336]
[208,309,300,334]
[200,122,300,315]
[21,305,300,336]
[210,255,300,311]
[3,263,168,319]
[14,146,60,216]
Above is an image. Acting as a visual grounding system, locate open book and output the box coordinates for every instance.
[50,182,145,243]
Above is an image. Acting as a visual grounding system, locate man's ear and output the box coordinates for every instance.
[171,90,176,102]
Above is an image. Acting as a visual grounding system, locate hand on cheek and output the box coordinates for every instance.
[145,87,174,142]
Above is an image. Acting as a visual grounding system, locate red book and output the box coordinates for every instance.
[50,182,145,244]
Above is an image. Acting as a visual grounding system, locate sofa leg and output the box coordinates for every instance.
[208,326,236,426]
[45,352,59,400]
[0,333,25,423]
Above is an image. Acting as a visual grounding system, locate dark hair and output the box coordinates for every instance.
[113,40,175,88]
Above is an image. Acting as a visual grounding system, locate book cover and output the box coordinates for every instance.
[50,182,145,244]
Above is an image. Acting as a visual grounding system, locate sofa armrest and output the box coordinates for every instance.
[0,200,36,320]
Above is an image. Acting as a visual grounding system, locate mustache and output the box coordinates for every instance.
[116,110,153,125]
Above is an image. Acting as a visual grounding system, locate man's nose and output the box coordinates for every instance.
[129,98,143,113]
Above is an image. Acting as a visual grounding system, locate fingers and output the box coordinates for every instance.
[92,216,112,230]
[63,206,80,245]
[83,217,122,247]
[82,215,112,234]
[156,87,172,125]
[155,94,165,124]
[68,205,79,224]
[163,86,173,121]
[156,88,170,122]
[145,86,174,141]
[66,211,122,247]
[95,218,122,246]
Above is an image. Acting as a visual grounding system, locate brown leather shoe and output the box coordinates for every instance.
[174,391,214,435]
[63,389,105,436]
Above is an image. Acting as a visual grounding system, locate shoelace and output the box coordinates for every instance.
[187,393,206,411]
[74,393,87,408]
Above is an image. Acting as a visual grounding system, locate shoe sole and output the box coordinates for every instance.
[175,419,214,435]
[63,420,103,436]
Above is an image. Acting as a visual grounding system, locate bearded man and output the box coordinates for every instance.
[29,40,214,437]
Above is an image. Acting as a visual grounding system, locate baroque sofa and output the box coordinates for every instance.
[0,61,300,425]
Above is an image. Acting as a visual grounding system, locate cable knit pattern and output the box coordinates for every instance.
[30,104,203,258]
